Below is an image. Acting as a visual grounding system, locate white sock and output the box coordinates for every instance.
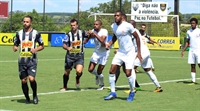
[109,74,116,92]
[98,74,104,85]
[91,69,98,76]
[191,72,196,82]
[127,75,134,92]
[146,70,160,87]
[149,58,154,69]
[132,69,136,88]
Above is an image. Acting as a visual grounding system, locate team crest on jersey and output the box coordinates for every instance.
[22,41,33,49]
[72,40,81,47]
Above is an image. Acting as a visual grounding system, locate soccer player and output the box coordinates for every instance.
[181,18,200,85]
[60,19,88,91]
[13,15,44,104]
[104,11,142,102]
[85,20,110,90]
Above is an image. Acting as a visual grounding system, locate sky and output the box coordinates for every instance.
[1,0,200,14]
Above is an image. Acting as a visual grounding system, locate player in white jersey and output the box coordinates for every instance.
[104,11,142,102]
[181,18,200,85]
[85,20,110,90]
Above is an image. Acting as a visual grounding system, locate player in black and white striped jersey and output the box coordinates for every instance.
[60,18,89,91]
[13,15,44,104]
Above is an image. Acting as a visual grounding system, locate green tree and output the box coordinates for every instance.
[0,9,58,32]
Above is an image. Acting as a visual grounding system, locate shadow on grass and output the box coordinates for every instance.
[11,99,39,104]
[176,81,199,85]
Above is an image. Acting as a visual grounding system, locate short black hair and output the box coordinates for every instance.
[24,15,33,22]
[139,29,145,35]
[122,13,127,21]
[141,24,146,27]
[115,10,124,16]
[95,20,102,25]
[190,18,198,24]
[70,18,79,25]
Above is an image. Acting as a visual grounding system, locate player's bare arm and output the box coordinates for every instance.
[105,34,117,49]
[63,43,73,51]
[181,39,190,57]
[31,45,44,54]
[88,30,107,44]
[133,31,142,62]
[150,38,161,47]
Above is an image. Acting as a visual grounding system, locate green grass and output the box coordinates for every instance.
[0,46,200,111]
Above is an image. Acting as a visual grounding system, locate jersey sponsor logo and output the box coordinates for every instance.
[70,49,81,54]
[20,52,32,58]
[72,40,81,47]
[22,41,33,49]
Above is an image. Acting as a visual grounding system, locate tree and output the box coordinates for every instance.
[0,9,58,32]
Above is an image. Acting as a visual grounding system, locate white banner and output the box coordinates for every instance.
[131,2,168,22]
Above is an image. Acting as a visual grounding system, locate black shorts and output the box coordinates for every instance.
[65,53,84,70]
[18,59,37,79]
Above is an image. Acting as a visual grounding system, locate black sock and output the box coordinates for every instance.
[135,80,140,87]
[30,80,37,97]
[115,68,120,83]
[76,72,82,79]
[63,74,69,88]
[22,82,30,101]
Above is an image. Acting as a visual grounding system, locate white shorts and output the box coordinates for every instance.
[135,52,151,68]
[112,48,136,69]
[188,49,200,64]
[90,50,110,65]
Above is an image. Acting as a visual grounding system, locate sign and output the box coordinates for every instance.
[131,2,168,22]
[147,37,180,50]
[0,1,9,18]
[51,33,65,46]
[0,33,49,46]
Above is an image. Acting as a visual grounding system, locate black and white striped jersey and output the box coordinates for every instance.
[63,30,88,54]
[14,29,44,65]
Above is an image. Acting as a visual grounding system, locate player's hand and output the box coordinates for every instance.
[136,53,143,63]
[157,43,161,47]
[13,46,18,52]
[30,48,37,54]
[67,47,73,51]
[181,51,184,57]
[114,49,118,54]
[105,43,110,50]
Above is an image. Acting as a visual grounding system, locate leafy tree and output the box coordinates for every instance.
[0,9,58,32]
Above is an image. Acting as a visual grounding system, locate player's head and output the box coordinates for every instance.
[114,10,123,25]
[139,29,145,36]
[122,13,127,21]
[190,18,198,29]
[128,20,136,28]
[23,15,32,30]
[141,24,146,31]
[94,20,102,31]
[70,18,79,32]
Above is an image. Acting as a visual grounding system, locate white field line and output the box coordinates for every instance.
[0,78,199,100]
[0,56,185,63]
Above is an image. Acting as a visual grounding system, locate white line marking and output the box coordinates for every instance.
[0,78,199,99]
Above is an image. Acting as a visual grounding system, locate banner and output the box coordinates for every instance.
[113,37,180,50]
[0,33,48,46]
[0,1,9,18]
[131,2,168,22]
[51,33,66,46]
[147,37,180,50]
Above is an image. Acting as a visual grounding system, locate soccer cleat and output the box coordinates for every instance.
[136,87,141,91]
[124,88,137,94]
[135,69,139,73]
[25,98,31,104]
[154,87,163,92]
[126,91,135,102]
[95,76,99,85]
[33,96,38,104]
[97,84,104,90]
[104,92,117,100]
[60,87,67,91]
[188,82,197,85]
[76,77,80,88]
[152,68,155,71]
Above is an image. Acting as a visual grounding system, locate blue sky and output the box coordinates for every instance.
[2,0,200,14]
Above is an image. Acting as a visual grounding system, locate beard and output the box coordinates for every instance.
[23,25,31,30]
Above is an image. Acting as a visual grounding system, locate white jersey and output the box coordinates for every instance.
[111,21,135,53]
[92,28,109,52]
[186,28,200,50]
[132,29,150,54]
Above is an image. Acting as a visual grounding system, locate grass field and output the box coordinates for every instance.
[0,46,200,111]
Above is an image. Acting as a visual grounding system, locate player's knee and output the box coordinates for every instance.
[21,78,27,83]
[29,76,35,82]
[88,68,93,73]
[144,68,150,72]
